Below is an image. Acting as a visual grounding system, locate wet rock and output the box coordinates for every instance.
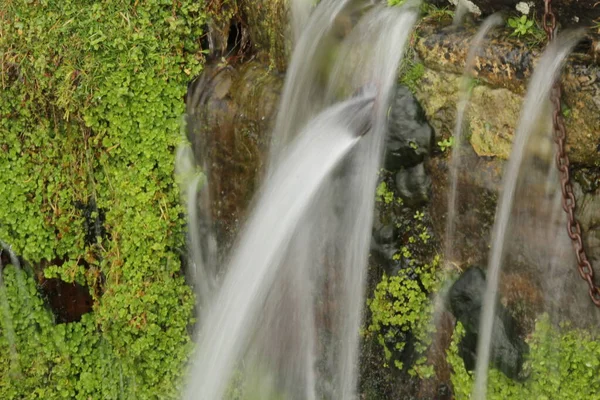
[428,142,600,328]
[370,207,406,276]
[39,278,94,323]
[574,167,600,194]
[371,220,398,260]
[395,163,432,207]
[240,0,290,71]
[427,147,502,266]
[426,0,600,27]
[385,86,435,171]
[187,62,283,249]
[413,20,600,166]
[448,267,528,380]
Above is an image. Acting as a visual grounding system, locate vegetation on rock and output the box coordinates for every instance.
[367,178,441,378]
[0,1,204,397]
[448,316,600,399]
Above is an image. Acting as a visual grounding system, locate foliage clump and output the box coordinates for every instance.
[367,178,440,378]
[367,255,439,377]
[399,62,425,94]
[506,14,545,46]
[448,316,600,399]
[0,0,204,397]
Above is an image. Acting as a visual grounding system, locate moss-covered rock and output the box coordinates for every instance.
[241,0,290,71]
[447,315,600,399]
[413,19,600,166]
[187,62,283,248]
[0,1,204,397]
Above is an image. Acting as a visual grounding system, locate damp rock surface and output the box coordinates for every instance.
[426,0,600,27]
[448,266,529,380]
[413,23,600,167]
[395,163,432,207]
[188,62,283,249]
[39,278,94,323]
[385,85,435,170]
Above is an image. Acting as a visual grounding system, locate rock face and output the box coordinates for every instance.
[383,85,435,207]
[187,62,283,248]
[414,19,600,167]
[411,16,600,327]
[240,0,290,71]
[188,15,600,396]
[385,86,435,170]
[428,145,600,328]
[395,163,432,206]
[369,85,436,273]
[449,267,529,380]
[426,0,600,27]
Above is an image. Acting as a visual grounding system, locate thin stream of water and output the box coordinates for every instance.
[291,0,314,46]
[184,95,375,400]
[445,14,503,265]
[472,31,583,400]
[0,241,25,375]
[452,0,470,26]
[322,5,418,396]
[0,258,18,372]
[175,131,213,306]
[269,0,352,164]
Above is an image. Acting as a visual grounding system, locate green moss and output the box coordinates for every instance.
[376,181,397,205]
[506,15,545,46]
[1,0,204,397]
[399,62,425,94]
[367,181,440,377]
[448,316,600,399]
[240,0,289,71]
[367,256,439,377]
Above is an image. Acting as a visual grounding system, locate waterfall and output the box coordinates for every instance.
[185,94,375,399]
[445,13,503,265]
[472,30,583,400]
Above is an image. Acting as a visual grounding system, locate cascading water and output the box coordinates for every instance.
[320,7,417,397]
[184,1,418,398]
[175,133,215,307]
[2,0,600,399]
[444,13,503,265]
[185,94,375,400]
[0,241,20,369]
[269,0,354,162]
[472,30,583,400]
[290,0,315,46]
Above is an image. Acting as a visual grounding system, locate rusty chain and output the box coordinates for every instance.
[543,0,600,307]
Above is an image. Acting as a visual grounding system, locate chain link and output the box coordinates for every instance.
[544,0,600,307]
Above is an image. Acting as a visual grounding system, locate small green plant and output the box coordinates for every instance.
[419,230,431,244]
[367,254,440,375]
[367,203,440,377]
[508,15,535,37]
[400,62,425,93]
[419,3,454,20]
[376,181,395,205]
[448,315,600,399]
[438,137,455,152]
[507,15,546,46]
[465,77,480,95]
